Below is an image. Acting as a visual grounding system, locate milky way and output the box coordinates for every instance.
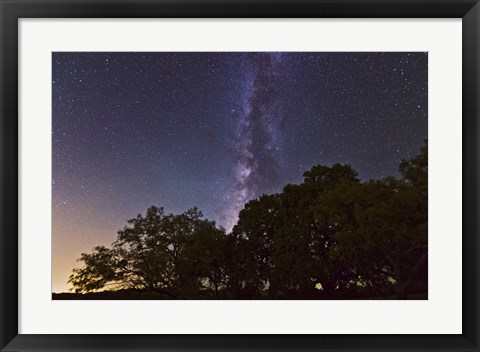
[222,53,284,232]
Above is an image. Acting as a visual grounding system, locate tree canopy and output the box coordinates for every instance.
[69,142,428,299]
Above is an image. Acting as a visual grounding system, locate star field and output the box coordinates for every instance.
[52,52,428,292]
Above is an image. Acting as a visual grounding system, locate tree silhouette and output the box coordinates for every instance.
[69,206,227,298]
[68,142,427,300]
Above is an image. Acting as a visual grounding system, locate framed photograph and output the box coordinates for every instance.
[1,0,478,351]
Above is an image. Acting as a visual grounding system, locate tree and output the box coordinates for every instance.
[69,206,227,298]
[229,194,281,298]
[231,151,427,299]
[232,164,364,299]
[320,142,428,299]
[69,143,428,300]
[356,143,428,298]
[312,180,391,297]
[180,224,229,299]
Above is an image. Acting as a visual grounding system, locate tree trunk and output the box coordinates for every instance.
[320,280,335,299]
[396,285,408,299]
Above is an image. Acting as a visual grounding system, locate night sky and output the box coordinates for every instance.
[52,52,428,293]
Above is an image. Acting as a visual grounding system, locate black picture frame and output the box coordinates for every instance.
[1,0,478,351]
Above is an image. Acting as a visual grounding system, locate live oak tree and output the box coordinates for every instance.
[355,143,428,299]
[69,206,228,298]
[231,164,370,299]
[312,142,428,298]
[69,142,427,300]
[180,223,229,299]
